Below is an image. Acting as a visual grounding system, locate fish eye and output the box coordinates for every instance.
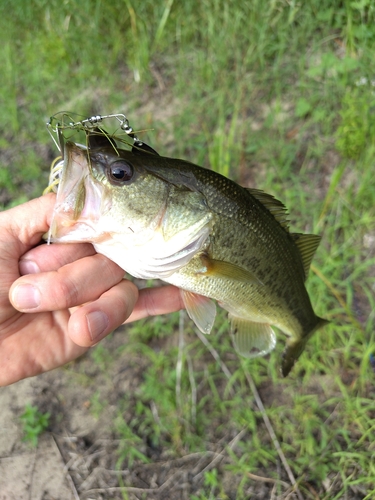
[109,160,134,183]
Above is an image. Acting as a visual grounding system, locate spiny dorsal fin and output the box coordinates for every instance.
[292,233,321,280]
[247,188,290,230]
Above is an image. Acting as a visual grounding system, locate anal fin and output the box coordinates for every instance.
[181,290,216,334]
[230,315,276,358]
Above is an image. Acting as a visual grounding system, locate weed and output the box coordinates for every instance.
[19,404,50,447]
[336,83,375,159]
[91,343,113,371]
[89,391,107,418]
[115,417,150,468]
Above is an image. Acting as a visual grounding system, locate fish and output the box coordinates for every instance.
[46,127,328,376]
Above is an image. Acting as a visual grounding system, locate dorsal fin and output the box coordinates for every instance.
[292,233,321,280]
[132,140,160,156]
[247,188,290,230]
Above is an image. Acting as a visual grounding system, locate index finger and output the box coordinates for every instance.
[19,242,96,275]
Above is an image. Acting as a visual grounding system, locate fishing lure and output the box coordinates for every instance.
[44,112,157,195]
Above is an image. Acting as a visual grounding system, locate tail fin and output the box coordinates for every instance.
[281,317,329,377]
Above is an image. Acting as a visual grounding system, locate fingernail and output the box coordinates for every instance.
[12,284,41,310]
[19,259,40,275]
[86,311,109,341]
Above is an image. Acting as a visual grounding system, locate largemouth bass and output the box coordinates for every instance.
[47,124,328,376]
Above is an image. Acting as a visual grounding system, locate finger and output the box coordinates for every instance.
[68,279,139,346]
[10,254,126,312]
[19,242,96,275]
[125,285,184,323]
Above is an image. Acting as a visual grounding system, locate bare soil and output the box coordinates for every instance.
[0,325,283,500]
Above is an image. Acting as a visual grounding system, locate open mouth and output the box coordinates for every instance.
[46,143,106,243]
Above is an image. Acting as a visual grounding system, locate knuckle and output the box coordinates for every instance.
[53,276,80,308]
[143,288,157,318]
[99,254,124,282]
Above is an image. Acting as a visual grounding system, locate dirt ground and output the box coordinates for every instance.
[0,348,109,499]
[0,326,143,500]
[1,324,278,500]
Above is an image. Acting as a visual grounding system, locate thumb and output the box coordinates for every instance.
[0,194,56,257]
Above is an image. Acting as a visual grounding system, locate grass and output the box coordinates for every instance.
[2,0,375,498]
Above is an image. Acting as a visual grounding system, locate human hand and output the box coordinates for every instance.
[0,194,183,386]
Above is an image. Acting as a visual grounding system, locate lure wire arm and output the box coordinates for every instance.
[46,112,143,153]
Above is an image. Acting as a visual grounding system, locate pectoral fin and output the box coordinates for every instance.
[199,255,261,284]
[181,290,216,334]
[230,316,276,358]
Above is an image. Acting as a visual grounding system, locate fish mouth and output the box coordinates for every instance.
[47,142,110,243]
